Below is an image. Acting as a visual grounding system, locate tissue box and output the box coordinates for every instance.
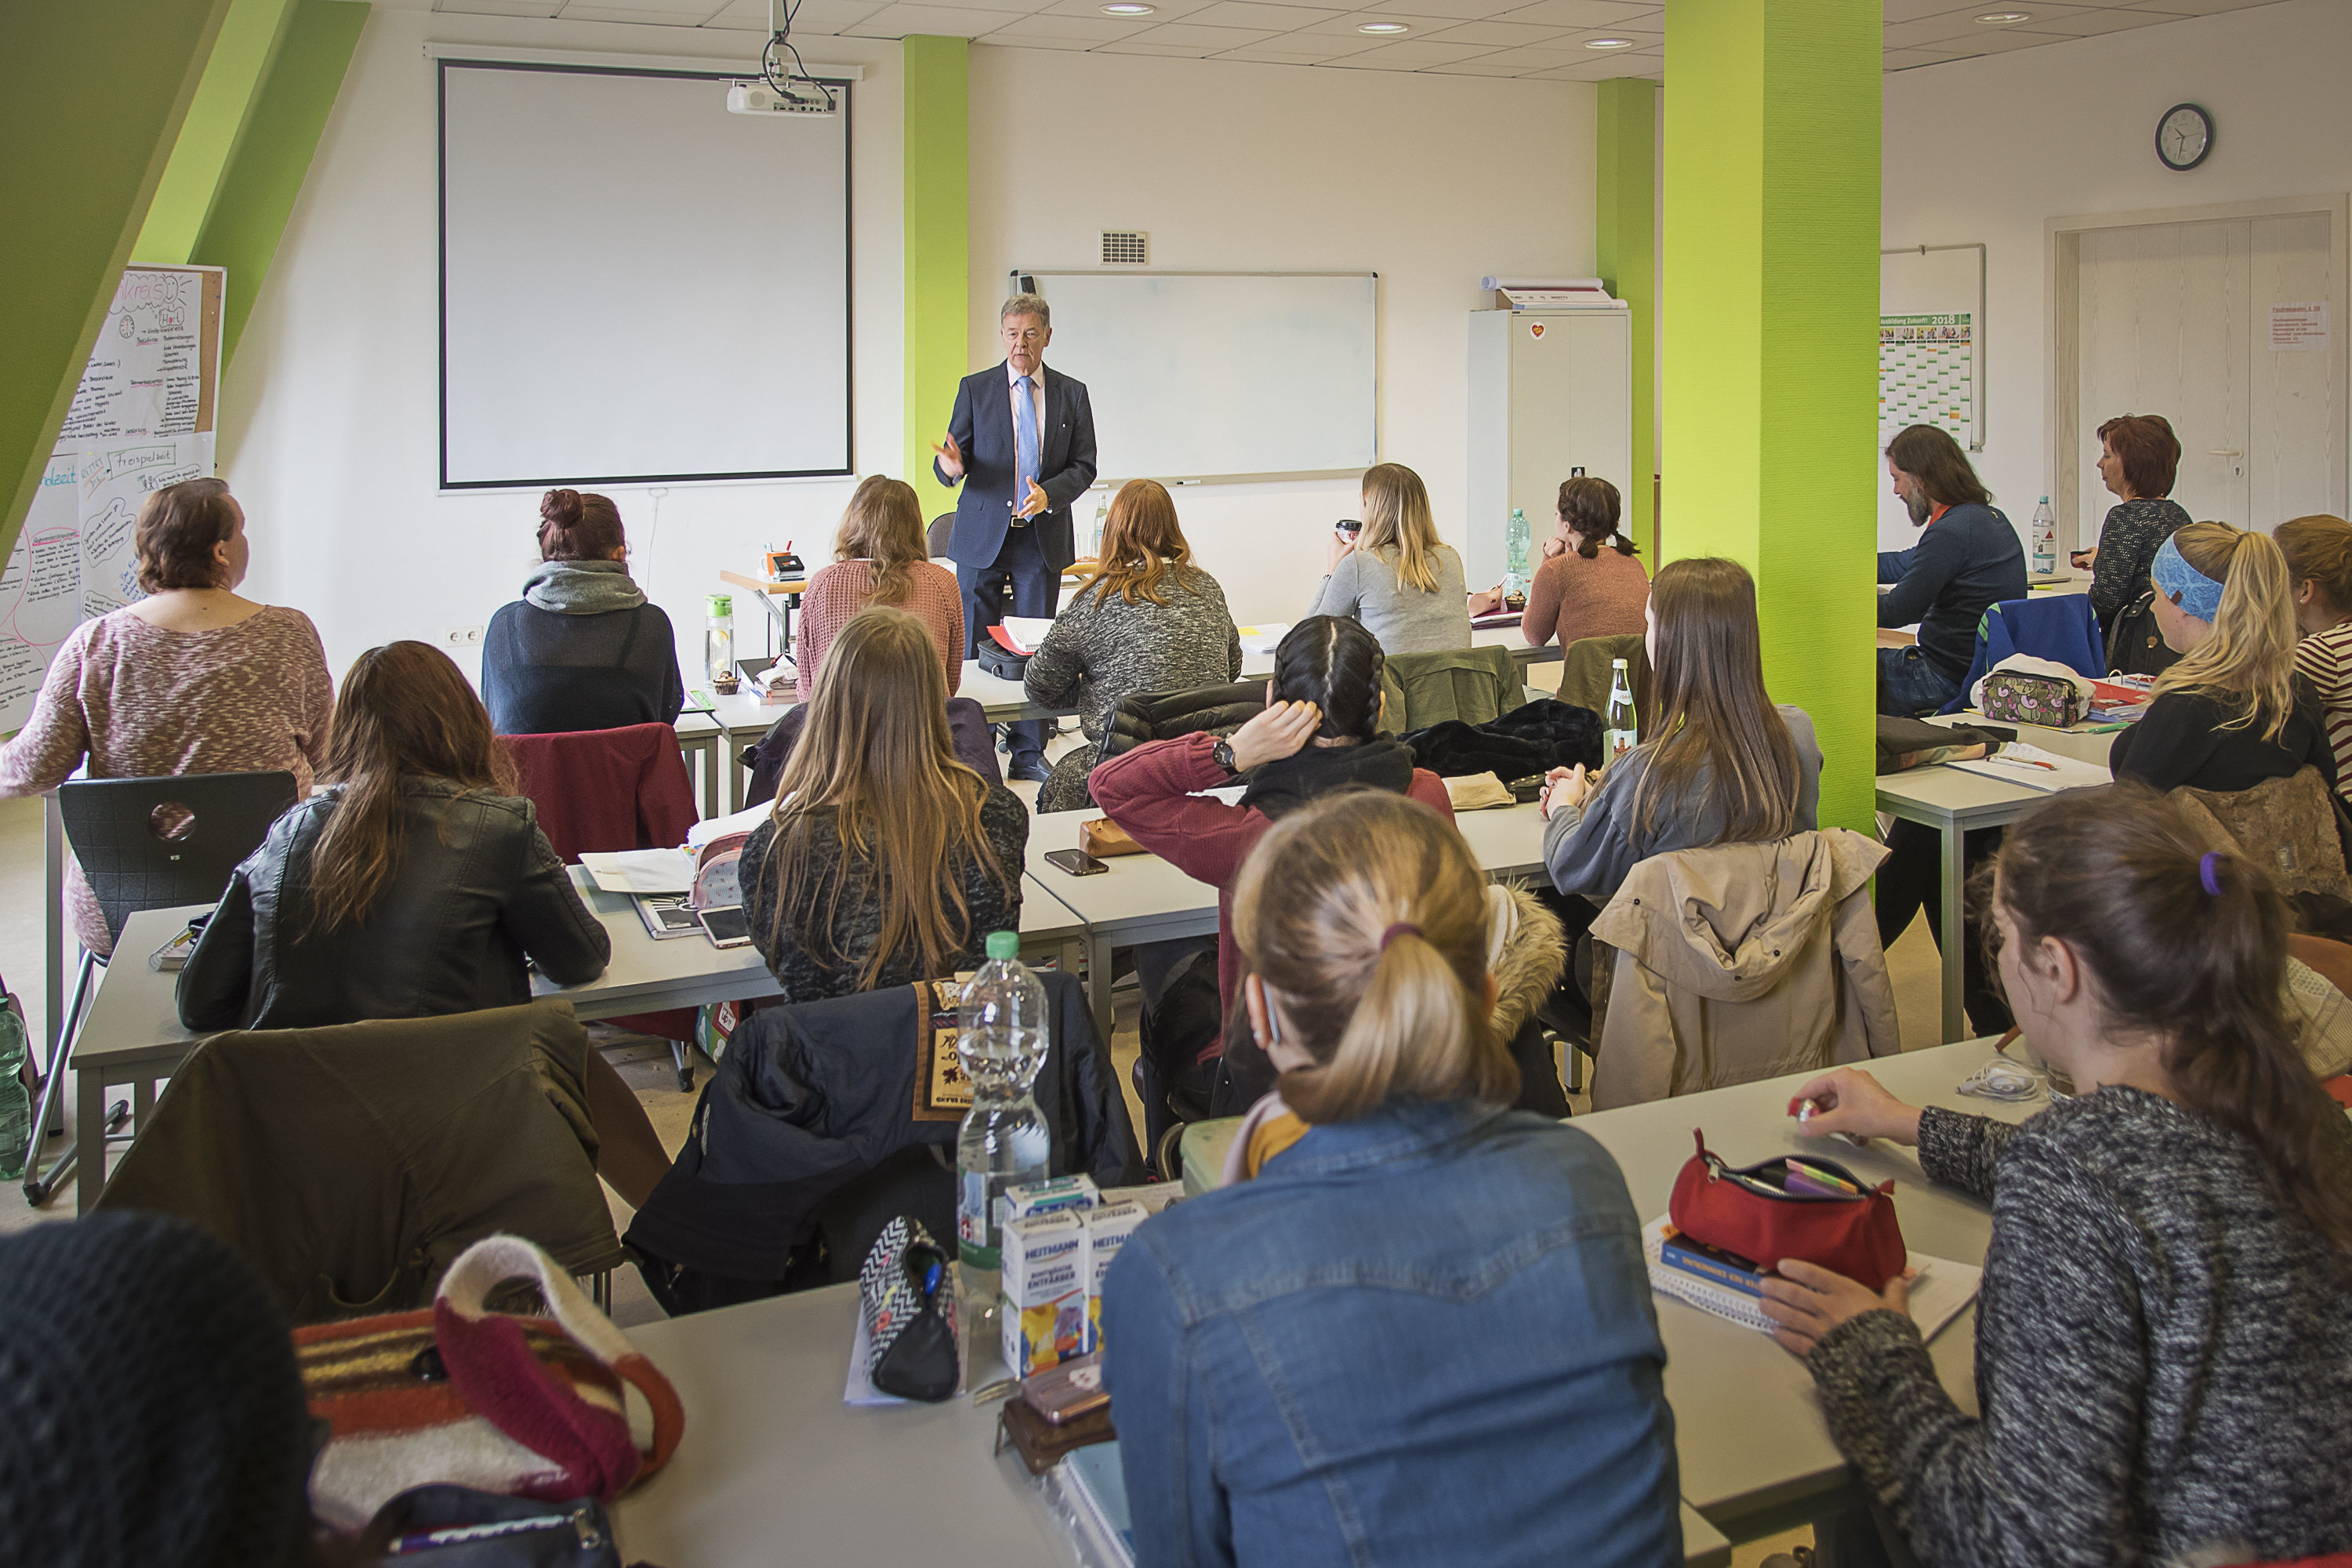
[1083,1200,1149,1349]
[998,1174,1098,1232]
[1002,1210,1090,1376]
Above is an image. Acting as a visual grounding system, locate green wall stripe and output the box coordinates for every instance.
[902,35,970,506]
[1595,78,1657,562]
[1664,0,1879,833]
[133,0,303,267]
[1,0,236,561]
[191,0,368,369]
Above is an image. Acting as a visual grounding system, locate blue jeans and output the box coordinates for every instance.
[1878,644,1961,717]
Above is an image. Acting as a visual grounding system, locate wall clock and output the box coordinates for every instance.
[2157,103,2212,172]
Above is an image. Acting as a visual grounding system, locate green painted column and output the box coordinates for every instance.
[1,0,235,559]
[1595,77,1657,562]
[902,35,969,506]
[132,0,303,266]
[1662,0,1879,831]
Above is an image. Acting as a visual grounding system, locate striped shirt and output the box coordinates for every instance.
[2292,620,2352,801]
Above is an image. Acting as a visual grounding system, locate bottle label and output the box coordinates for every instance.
[958,1167,992,1249]
[1606,727,1637,762]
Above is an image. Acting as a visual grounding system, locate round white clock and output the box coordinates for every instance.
[2157,103,2212,172]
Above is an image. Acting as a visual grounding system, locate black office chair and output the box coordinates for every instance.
[28,770,299,1206]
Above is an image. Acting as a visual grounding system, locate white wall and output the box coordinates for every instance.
[1879,0,2352,552]
[221,7,906,683]
[965,46,1595,626]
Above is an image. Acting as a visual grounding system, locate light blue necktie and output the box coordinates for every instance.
[1014,374,1040,515]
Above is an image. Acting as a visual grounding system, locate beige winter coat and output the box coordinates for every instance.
[1587,829,1900,1111]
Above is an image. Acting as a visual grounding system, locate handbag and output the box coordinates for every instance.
[1668,1131,1907,1291]
[1976,670,2084,728]
[1077,818,1145,858]
[978,640,1030,681]
[296,1235,685,1531]
[2105,587,2183,678]
[858,1216,962,1402]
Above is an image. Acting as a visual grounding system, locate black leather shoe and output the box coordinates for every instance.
[1009,756,1051,784]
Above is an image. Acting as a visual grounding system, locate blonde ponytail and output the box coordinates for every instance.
[2154,523,2301,741]
[1232,792,1516,1123]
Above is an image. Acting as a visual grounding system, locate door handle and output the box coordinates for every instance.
[2208,448,2244,457]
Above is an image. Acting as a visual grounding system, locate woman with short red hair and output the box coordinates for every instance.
[2078,413,2191,633]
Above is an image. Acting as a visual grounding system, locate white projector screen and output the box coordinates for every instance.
[439,60,851,489]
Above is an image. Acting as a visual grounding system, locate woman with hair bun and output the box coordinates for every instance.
[480,488,684,736]
[1523,474,1650,650]
[1765,782,2352,1568]
[1102,789,1680,1568]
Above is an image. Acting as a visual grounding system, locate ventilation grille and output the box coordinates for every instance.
[1102,230,1149,265]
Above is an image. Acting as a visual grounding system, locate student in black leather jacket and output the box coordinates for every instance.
[179,640,609,1032]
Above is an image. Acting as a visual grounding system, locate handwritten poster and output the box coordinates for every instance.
[1,266,220,734]
[1878,313,1974,440]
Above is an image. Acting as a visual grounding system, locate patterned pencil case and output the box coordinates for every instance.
[1977,671,2083,728]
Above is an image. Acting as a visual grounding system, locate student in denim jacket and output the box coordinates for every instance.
[1101,790,1680,1568]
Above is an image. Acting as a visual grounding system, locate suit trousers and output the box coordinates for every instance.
[959,521,1062,764]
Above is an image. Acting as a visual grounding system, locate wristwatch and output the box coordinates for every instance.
[1210,738,1238,775]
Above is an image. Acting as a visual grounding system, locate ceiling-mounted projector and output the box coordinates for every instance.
[728,79,836,116]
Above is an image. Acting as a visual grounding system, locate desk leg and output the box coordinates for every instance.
[45,794,63,1058]
[75,1069,104,1213]
[1085,932,1115,1044]
[1939,822,1967,1044]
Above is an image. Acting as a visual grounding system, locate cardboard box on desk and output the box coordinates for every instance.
[1083,1201,1147,1349]
[1003,1210,1089,1377]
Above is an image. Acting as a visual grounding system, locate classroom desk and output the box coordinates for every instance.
[672,713,723,818]
[1028,798,1551,1036]
[1180,1036,2024,1545]
[66,867,1089,1213]
[609,1278,1730,1566]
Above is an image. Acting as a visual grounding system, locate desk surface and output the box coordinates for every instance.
[612,1280,1730,1566]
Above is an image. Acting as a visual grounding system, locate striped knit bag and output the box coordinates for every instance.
[294,1235,685,1531]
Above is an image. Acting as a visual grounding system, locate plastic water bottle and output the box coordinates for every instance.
[0,1007,31,1183]
[2031,497,2058,576]
[1504,507,1531,599]
[955,931,1051,1330]
[704,594,735,694]
[1604,657,1638,764]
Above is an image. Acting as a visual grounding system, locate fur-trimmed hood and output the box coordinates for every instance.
[1489,881,1566,1042]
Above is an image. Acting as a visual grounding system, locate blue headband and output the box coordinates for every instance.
[2151,535,2226,623]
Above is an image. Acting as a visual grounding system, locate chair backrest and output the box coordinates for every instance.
[1378,645,1519,735]
[58,771,299,943]
[500,724,697,862]
[2173,766,2352,904]
[1554,633,1651,731]
[1101,680,1268,764]
[927,513,955,561]
[741,696,1002,811]
[1942,593,2104,714]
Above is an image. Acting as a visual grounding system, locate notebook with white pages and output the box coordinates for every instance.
[1642,1218,1983,1341]
[1943,743,2109,793]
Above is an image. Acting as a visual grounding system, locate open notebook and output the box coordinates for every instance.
[1944,742,2109,793]
[1642,1217,1983,1341]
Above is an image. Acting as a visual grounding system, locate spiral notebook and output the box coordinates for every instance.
[1642,1217,1982,1341]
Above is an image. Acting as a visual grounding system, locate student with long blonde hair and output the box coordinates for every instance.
[1023,478,1240,811]
[793,475,966,702]
[1307,462,1471,654]
[742,607,1025,999]
[1102,790,1679,1568]
[2109,521,2335,793]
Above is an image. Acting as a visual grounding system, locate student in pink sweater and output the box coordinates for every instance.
[0,479,332,956]
[793,476,964,702]
[1523,476,1650,652]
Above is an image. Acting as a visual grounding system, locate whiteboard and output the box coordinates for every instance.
[439,61,851,489]
[1014,270,1377,482]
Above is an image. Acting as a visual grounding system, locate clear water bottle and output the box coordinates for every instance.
[2031,497,2058,576]
[704,594,736,694]
[1604,657,1638,764]
[1504,507,1531,599]
[955,931,1051,1331]
[0,1006,31,1183]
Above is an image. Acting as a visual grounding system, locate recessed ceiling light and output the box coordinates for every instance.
[1356,21,1410,34]
[1973,10,2030,21]
[1583,35,1635,48]
[1100,3,1156,13]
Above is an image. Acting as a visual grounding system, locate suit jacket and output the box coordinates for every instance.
[933,361,1098,572]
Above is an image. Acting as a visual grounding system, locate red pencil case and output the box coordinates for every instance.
[1668,1131,1907,1292]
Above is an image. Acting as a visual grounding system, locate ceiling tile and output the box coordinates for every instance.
[557,0,720,14]
[1290,9,1481,34]
[1183,0,1348,25]
[1030,0,1226,20]
[1528,55,1653,78]
[1212,45,1338,59]
[1421,58,1544,73]
[973,34,1099,47]
[1417,18,1571,44]
[2131,0,2291,11]
[2013,6,2190,34]
[704,0,883,27]
[1093,38,1232,51]
[1916,24,2093,50]
[977,13,1148,38]
[435,0,564,15]
[1122,21,1279,44]
[1882,0,1983,18]
[847,1,1031,34]
[1455,42,1578,67]
[1880,44,1972,67]
[1481,0,1657,27]
[1349,0,1526,14]
[1325,38,1499,63]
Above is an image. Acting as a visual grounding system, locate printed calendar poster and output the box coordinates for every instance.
[1878,313,1973,440]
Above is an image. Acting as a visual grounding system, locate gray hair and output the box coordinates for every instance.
[1000,293,1051,327]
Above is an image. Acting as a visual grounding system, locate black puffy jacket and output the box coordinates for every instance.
[1100,679,1266,765]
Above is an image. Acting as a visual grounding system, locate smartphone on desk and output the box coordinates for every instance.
[699,906,752,948]
[1045,848,1109,877]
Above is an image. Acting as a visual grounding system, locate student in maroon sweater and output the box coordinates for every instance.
[1091,617,1455,1084]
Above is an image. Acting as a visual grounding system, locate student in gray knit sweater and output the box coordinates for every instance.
[1761,783,2352,1568]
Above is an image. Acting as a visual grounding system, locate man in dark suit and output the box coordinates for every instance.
[931,293,1098,782]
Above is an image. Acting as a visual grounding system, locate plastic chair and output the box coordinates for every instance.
[27,771,298,1207]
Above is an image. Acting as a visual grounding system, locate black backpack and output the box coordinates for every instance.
[2104,587,2183,678]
